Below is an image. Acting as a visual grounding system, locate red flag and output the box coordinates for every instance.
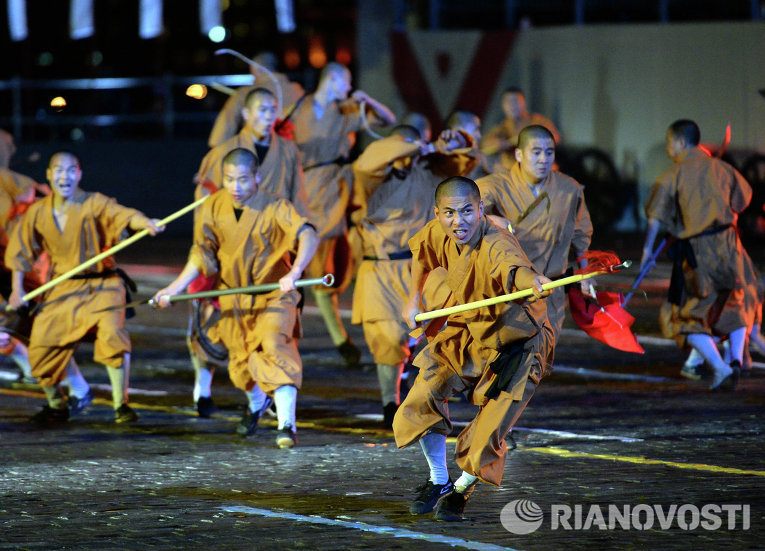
[568,286,644,354]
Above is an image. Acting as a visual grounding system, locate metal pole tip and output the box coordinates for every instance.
[322,274,335,287]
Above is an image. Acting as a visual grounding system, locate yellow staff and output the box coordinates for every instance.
[19,195,210,304]
[414,261,631,323]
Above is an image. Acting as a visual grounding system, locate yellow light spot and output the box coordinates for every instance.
[523,446,765,477]
[186,84,208,100]
[308,37,327,69]
[50,96,67,109]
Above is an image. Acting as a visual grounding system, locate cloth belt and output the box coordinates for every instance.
[485,338,531,400]
[303,156,349,172]
[71,268,138,318]
[667,224,732,305]
[362,250,413,261]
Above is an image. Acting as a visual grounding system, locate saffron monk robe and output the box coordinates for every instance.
[5,151,164,424]
[191,86,309,417]
[153,148,319,449]
[395,176,555,522]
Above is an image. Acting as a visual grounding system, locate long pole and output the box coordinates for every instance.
[621,239,666,308]
[414,262,631,323]
[150,274,335,307]
[21,195,209,303]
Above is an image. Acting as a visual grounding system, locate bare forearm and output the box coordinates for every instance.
[291,227,319,275]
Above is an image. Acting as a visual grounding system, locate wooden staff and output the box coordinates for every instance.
[210,82,236,96]
[214,48,283,112]
[150,274,335,307]
[20,195,210,303]
[414,261,631,323]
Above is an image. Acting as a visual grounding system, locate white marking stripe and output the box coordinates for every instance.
[512,426,643,443]
[220,505,516,551]
[89,383,168,397]
[0,369,19,381]
[353,413,642,443]
[127,324,186,337]
[552,364,673,383]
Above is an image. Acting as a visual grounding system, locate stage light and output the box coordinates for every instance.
[284,48,300,70]
[186,84,208,100]
[50,96,67,110]
[308,37,327,68]
[208,25,226,43]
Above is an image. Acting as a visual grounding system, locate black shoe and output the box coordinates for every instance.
[275,424,297,449]
[114,404,139,424]
[382,402,398,429]
[435,484,476,521]
[196,396,216,418]
[30,405,69,425]
[409,479,453,515]
[236,398,272,437]
[69,390,94,416]
[337,340,361,368]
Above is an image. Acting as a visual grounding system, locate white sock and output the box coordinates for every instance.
[722,339,731,363]
[274,385,297,430]
[9,342,34,379]
[688,333,732,389]
[684,348,704,368]
[454,471,478,493]
[728,326,746,365]
[419,432,449,485]
[193,361,214,402]
[64,360,90,399]
[376,363,403,405]
[245,384,268,413]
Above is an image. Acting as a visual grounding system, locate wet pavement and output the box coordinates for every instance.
[1,258,764,550]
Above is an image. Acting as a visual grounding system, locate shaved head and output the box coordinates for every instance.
[667,119,700,147]
[48,150,81,169]
[319,62,350,83]
[435,176,480,206]
[222,148,259,176]
[244,87,276,108]
[517,125,554,150]
[391,124,421,142]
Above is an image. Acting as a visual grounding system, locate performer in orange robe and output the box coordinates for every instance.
[154,148,318,448]
[191,87,308,416]
[481,87,560,171]
[291,62,396,367]
[351,127,476,426]
[642,119,755,390]
[6,152,163,424]
[477,125,593,340]
[207,51,304,148]
[394,177,554,521]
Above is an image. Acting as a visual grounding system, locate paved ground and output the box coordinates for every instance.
[1,257,764,550]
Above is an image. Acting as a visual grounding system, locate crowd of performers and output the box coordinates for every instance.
[1,57,763,522]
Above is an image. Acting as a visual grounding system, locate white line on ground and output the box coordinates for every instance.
[552,364,673,383]
[127,324,186,337]
[0,369,18,381]
[89,383,168,396]
[220,505,516,551]
[512,426,643,443]
[353,413,643,443]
